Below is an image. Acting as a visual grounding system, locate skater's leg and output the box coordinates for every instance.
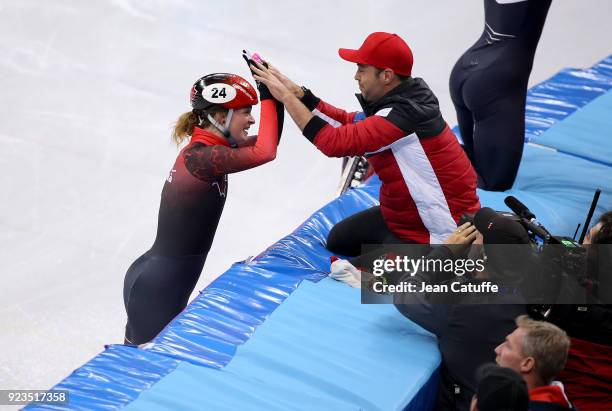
[124,254,204,344]
[449,61,476,163]
[472,91,526,191]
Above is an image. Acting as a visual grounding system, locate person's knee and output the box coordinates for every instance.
[476,146,522,191]
[478,175,515,191]
[326,221,363,257]
[326,224,345,254]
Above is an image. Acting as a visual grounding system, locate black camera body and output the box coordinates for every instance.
[459,207,591,308]
[458,213,474,226]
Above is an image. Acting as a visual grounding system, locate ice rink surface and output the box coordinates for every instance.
[1,0,611,396]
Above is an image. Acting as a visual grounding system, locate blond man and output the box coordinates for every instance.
[495,315,575,410]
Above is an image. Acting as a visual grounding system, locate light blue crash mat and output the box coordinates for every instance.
[530,88,612,167]
[124,278,441,411]
[477,144,612,237]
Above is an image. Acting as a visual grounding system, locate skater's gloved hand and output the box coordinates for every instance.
[250,61,294,103]
[242,50,273,100]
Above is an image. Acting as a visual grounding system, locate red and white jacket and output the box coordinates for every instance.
[301,79,480,244]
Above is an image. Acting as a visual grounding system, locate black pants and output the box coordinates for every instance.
[449,41,532,191]
[327,206,403,255]
[123,251,205,344]
[326,206,429,282]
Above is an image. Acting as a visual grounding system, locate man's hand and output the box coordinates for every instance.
[250,60,314,131]
[443,222,478,257]
[446,222,477,245]
[267,63,304,99]
[250,61,294,103]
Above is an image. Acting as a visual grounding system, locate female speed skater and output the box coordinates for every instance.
[123,66,283,344]
[450,0,552,191]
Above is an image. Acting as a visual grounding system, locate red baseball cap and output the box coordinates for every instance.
[338,32,413,77]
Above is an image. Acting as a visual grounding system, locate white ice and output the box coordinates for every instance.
[1,0,611,397]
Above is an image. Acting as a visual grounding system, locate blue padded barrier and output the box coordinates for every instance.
[141,267,303,369]
[143,182,380,366]
[124,279,441,411]
[525,61,612,143]
[221,279,440,411]
[528,88,612,166]
[26,345,181,411]
[123,363,361,411]
[477,144,612,235]
[27,54,612,411]
[26,182,384,411]
[525,55,612,143]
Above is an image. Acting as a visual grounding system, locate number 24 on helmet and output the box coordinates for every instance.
[190,73,258,111]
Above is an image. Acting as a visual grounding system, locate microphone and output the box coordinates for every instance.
[504,196,535,220]
[504,196,555,242]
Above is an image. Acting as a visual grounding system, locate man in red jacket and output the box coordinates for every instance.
[252,32,479,259]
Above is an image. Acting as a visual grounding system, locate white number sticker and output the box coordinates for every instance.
[201,83,236,103]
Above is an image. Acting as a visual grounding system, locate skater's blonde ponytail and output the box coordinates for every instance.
[171,107,228,147]
[172,111,199,146]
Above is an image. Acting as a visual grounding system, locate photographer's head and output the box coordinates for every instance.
[584,210,612,303]
[495,315,569,390]
[474,208,530,245]
[474,208,532,281]
[470,364,529,411]
[584,210,612,245]
[445,208,532,280]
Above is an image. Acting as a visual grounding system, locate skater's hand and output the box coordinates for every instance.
[242,50,274,100]
[267,63,304,99]
[251,61,293,103]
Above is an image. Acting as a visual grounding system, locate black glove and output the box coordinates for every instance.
[242,49,273,101]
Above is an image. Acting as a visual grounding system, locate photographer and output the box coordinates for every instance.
[547,211,612,410]
[393,207,531,411]
[470,364,529,411]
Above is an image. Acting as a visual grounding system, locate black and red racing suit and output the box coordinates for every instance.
[123,99,283,344]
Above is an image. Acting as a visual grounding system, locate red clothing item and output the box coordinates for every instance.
[302,80,480,244]
[185,99,280,178]
[530,382,572,409]
[558,337,612,411]
[151,98,282,256]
